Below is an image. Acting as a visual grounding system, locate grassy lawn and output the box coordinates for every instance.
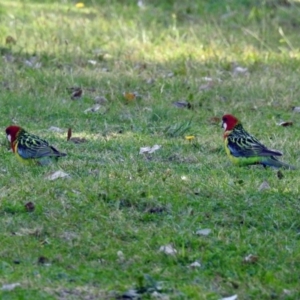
[1,0,300,299]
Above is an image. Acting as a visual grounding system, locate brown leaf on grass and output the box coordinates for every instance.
[283,289,293,296]
[15,227,42,237]
[243,254,259,264]
[277,170,284,179]
[258,180,270,191]
[24,57,41,69]
[67,128,72,141]
[1,283,21,291]
[70,138,87,144]
[232,62,248,76]
[25,202,35,212]
[75,2,85,8]
[277,121,293,127]
[199,81,215,91]
[209,117,221,124]
[67,87,83,100]
[173,101,192,109]
[6,36,16,45]
[196,228,211,236]
[221,295,238,300]
[146,206,167,214]
[38,256,49,265]
[123,91,140,102]
[189,261,201,268]
[94,96,108,104]
[292,106,300,113]
[67,128,87,143]
[48,126,64,133]
[3,54,15,63]
[137,0,145,8]
[159,244,177,256]
[146,78,155,85]
[45,170,70,181]
[134,62,147,71]
[84,104,101,113]
[185,135,195,141]
[139,145,161,154]
[87,59,97,65]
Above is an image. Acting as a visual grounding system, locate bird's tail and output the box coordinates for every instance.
[262,157,296,170]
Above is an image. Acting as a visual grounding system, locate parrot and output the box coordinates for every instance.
[5,125,67,165]
[221,114,295,169]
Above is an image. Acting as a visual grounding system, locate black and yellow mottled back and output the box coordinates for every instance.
[227,124,282,158]
[16,129,66,165]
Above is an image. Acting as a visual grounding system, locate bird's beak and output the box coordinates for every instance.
[221,121,227,130]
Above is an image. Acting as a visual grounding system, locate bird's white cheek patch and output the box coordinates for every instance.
[7,134,11,142]
[223,123,227,130]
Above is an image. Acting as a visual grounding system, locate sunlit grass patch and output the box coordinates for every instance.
[1,0,300,299]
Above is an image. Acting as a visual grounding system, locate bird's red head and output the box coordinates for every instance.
[222,114,240,131]
[5,125,22,149]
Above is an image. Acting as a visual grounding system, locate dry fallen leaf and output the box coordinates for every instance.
[67,87,83,100]
[94,96,108,104]
[24,57,41,69]
[1,283,20,291]
[199,81,215,91]
[67,128,72,141]
[283,289,292,295]
[84,104,101,113]
[117,250,125,263]
[243,254,258,264]
[200,76,222,82]
[277,121,293,127]
[146,78,155,85]
[159,244,177,256]
[258,180,270,191]
[38,256,49,265]
[139,145,161,154]
[137,0,145,8]
[134,62,147,71]
[173,101,192,109]
[196,228,212,236]
[75,2,85,8]
[48,126,64,133]
[67,128,87,144]
[209,117,221,124]
[232,63,248,76]
[166,72,174,78]
[15,227,42,236]
[123,92,139,101]
[277,170,284,179]
[6,36,16,45]
[25,202,35,212]
[45,170,70,181]
[221,295,238,300]
[292,106,300,113]
[185,135,195,141]
[146,206,167,214]
[189,261,201,268]
[87,59,97,65]
[69,137,87,144]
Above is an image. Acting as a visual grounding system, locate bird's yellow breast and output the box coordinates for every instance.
[13,141,35,165]
[224,136,240,165]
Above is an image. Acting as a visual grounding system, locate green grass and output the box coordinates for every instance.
[1,0,300,299]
